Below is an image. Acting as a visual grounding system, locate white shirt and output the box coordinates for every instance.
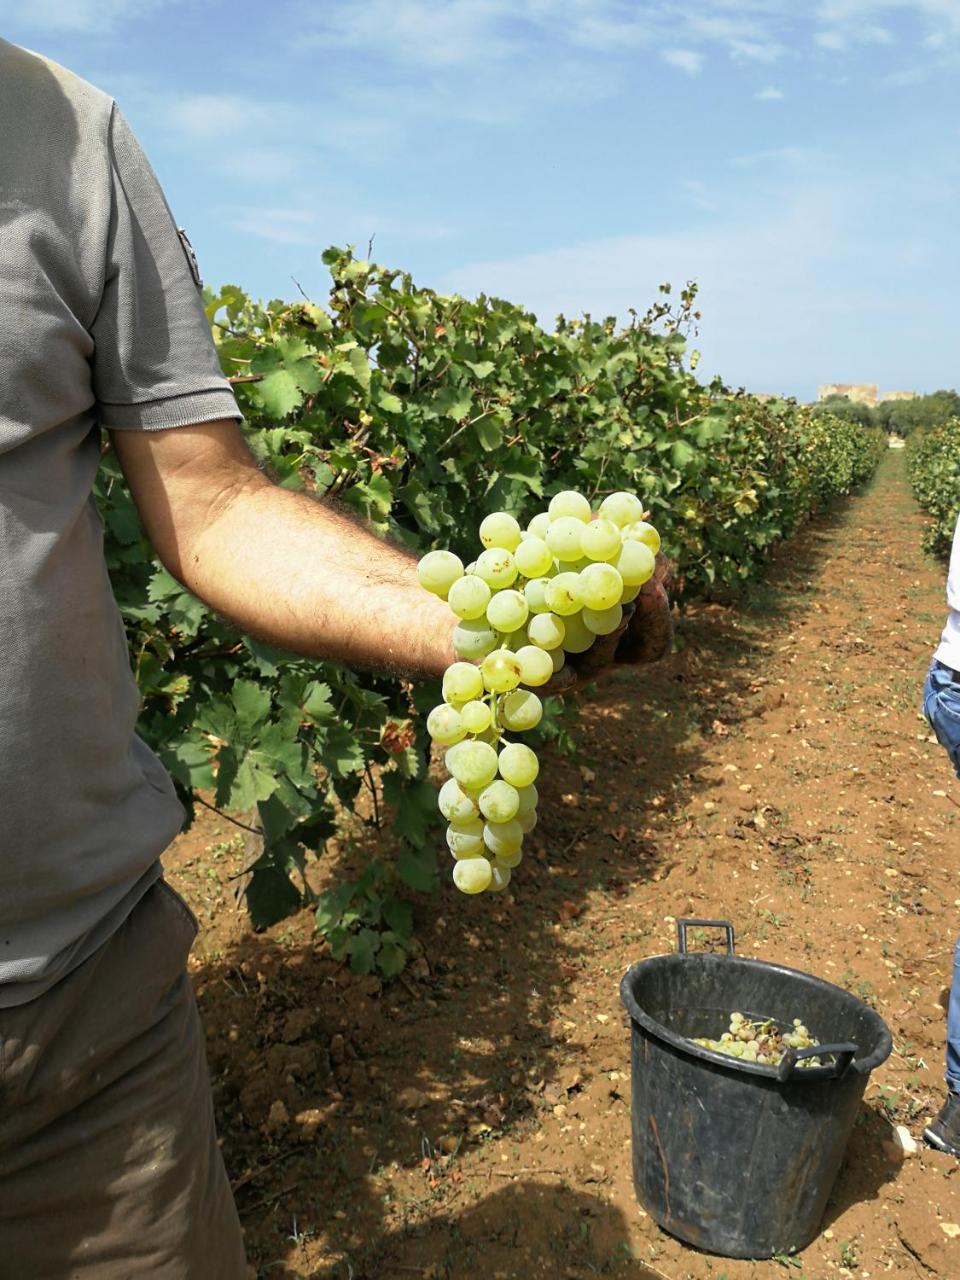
[935,512,960,671]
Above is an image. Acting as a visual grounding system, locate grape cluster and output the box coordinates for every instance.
[417,490,660,895]
[692,1012,820,1068]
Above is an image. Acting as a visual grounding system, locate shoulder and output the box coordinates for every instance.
[0,37,114,129]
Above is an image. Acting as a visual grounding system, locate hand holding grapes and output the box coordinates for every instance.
[418,489,669,895]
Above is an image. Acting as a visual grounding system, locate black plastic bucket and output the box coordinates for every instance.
[619,919,892,1259]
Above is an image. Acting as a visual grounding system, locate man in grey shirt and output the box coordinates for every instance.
[0,39,672,1279]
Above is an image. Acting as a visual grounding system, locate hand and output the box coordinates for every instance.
[543,553,674,695]
[614,552,674,665]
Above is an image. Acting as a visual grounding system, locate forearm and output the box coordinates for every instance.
[186,477,456,676]
[112,425,456,678]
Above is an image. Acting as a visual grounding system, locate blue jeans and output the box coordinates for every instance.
[922,660,960,1092]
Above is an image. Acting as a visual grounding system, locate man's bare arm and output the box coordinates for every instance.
[110,420,457,678]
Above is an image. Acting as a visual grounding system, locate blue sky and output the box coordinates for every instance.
[2,0,957,400]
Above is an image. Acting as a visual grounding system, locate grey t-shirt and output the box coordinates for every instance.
[0,40,241,1006]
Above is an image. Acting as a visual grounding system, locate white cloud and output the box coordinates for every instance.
[662,47,704,74]
[229,209,323,246]
[730,146,831,170]
[441,187,850,392]
[439,176,958,398]
[682,178,721,214]
[816,1,960,41]
[164,94,288,142]
[285,0,960,103]
[756,85,785,99]
[0,0,178,32]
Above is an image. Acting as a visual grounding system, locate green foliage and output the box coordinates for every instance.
[812,395,876,430]
[816,388,960,438]
[907,418,960,555]
[876,389,960,437]
[95,247,884,967]
[314,863,416,976]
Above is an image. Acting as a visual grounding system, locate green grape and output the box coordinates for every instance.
[486,589,529,633]
[560,610,594,654]
[578,562,623,610]
[446,820,484,857]
[599,491,644,528]
[514,536,554,579]
[417,549,464,598]
[517,808,538,834]
[582,602,623,636]
[478,779,520,822]
[524,578,553,614]
[548,490,592,522]
[620,581,642,604]
[496,847,523,870]
[527,612,565,650]
[500,689,543,731]
[515,645,554,687]
[550,647,565,673]
[545,572,582,616]
[442,661,484,704]
[527,511,552,539]
[488,864,512,892]
[555,557,589,574]
[622,520,661,554]
[479,511,522,552]
[481,649,523,693]
[439,778,480,823]
[691,1013,820,1069]
[447,574,491,620]
[453,618,499,660]
[483,818,524,857]
[516,783,538,815]
[499,742,539,787]
[445,740,499,789]
[616,539,656,587]
[506,625,530,652]
[580,517,622,562]
[475,548,518,589]
[545,516,585,561]
[453,857,493,894]
[460,699,493,734]
[427,703,466,745]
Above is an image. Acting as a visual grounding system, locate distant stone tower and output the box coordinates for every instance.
[818,383,879,407]
[879,390,919,402]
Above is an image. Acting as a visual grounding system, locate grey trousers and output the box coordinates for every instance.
[0,880,246,1278]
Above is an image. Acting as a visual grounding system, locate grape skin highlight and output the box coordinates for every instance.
[479,511,522,552]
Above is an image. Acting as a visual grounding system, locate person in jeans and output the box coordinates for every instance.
[922,510,960,1156]
[0,40,672,1278]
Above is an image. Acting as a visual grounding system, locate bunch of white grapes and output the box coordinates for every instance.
[693,1013,820,1068]
[417,489,661,896]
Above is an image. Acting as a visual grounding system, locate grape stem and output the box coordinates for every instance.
[489,690,502,740]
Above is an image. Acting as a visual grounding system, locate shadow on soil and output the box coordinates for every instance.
[189,483,894,1275]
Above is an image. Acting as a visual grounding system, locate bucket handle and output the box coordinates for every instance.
[777,1042,859,1083]
[677,918,735,956]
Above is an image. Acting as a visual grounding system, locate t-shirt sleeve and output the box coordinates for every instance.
[90,104,242,431]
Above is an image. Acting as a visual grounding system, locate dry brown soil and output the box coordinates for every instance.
[167,447,960,1279]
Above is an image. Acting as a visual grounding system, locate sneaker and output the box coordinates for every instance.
[923,1092,960,1157]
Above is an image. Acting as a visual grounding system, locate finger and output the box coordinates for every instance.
[570,626,625,683]
[616,582,674,664]
[541,663,579,696]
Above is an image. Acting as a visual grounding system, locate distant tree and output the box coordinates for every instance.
[879,390,960,436]
[812,395,876,429]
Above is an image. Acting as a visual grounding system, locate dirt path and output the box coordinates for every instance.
[168,447,960,1279]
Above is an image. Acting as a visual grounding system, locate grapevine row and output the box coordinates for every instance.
[94,247,884,972]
